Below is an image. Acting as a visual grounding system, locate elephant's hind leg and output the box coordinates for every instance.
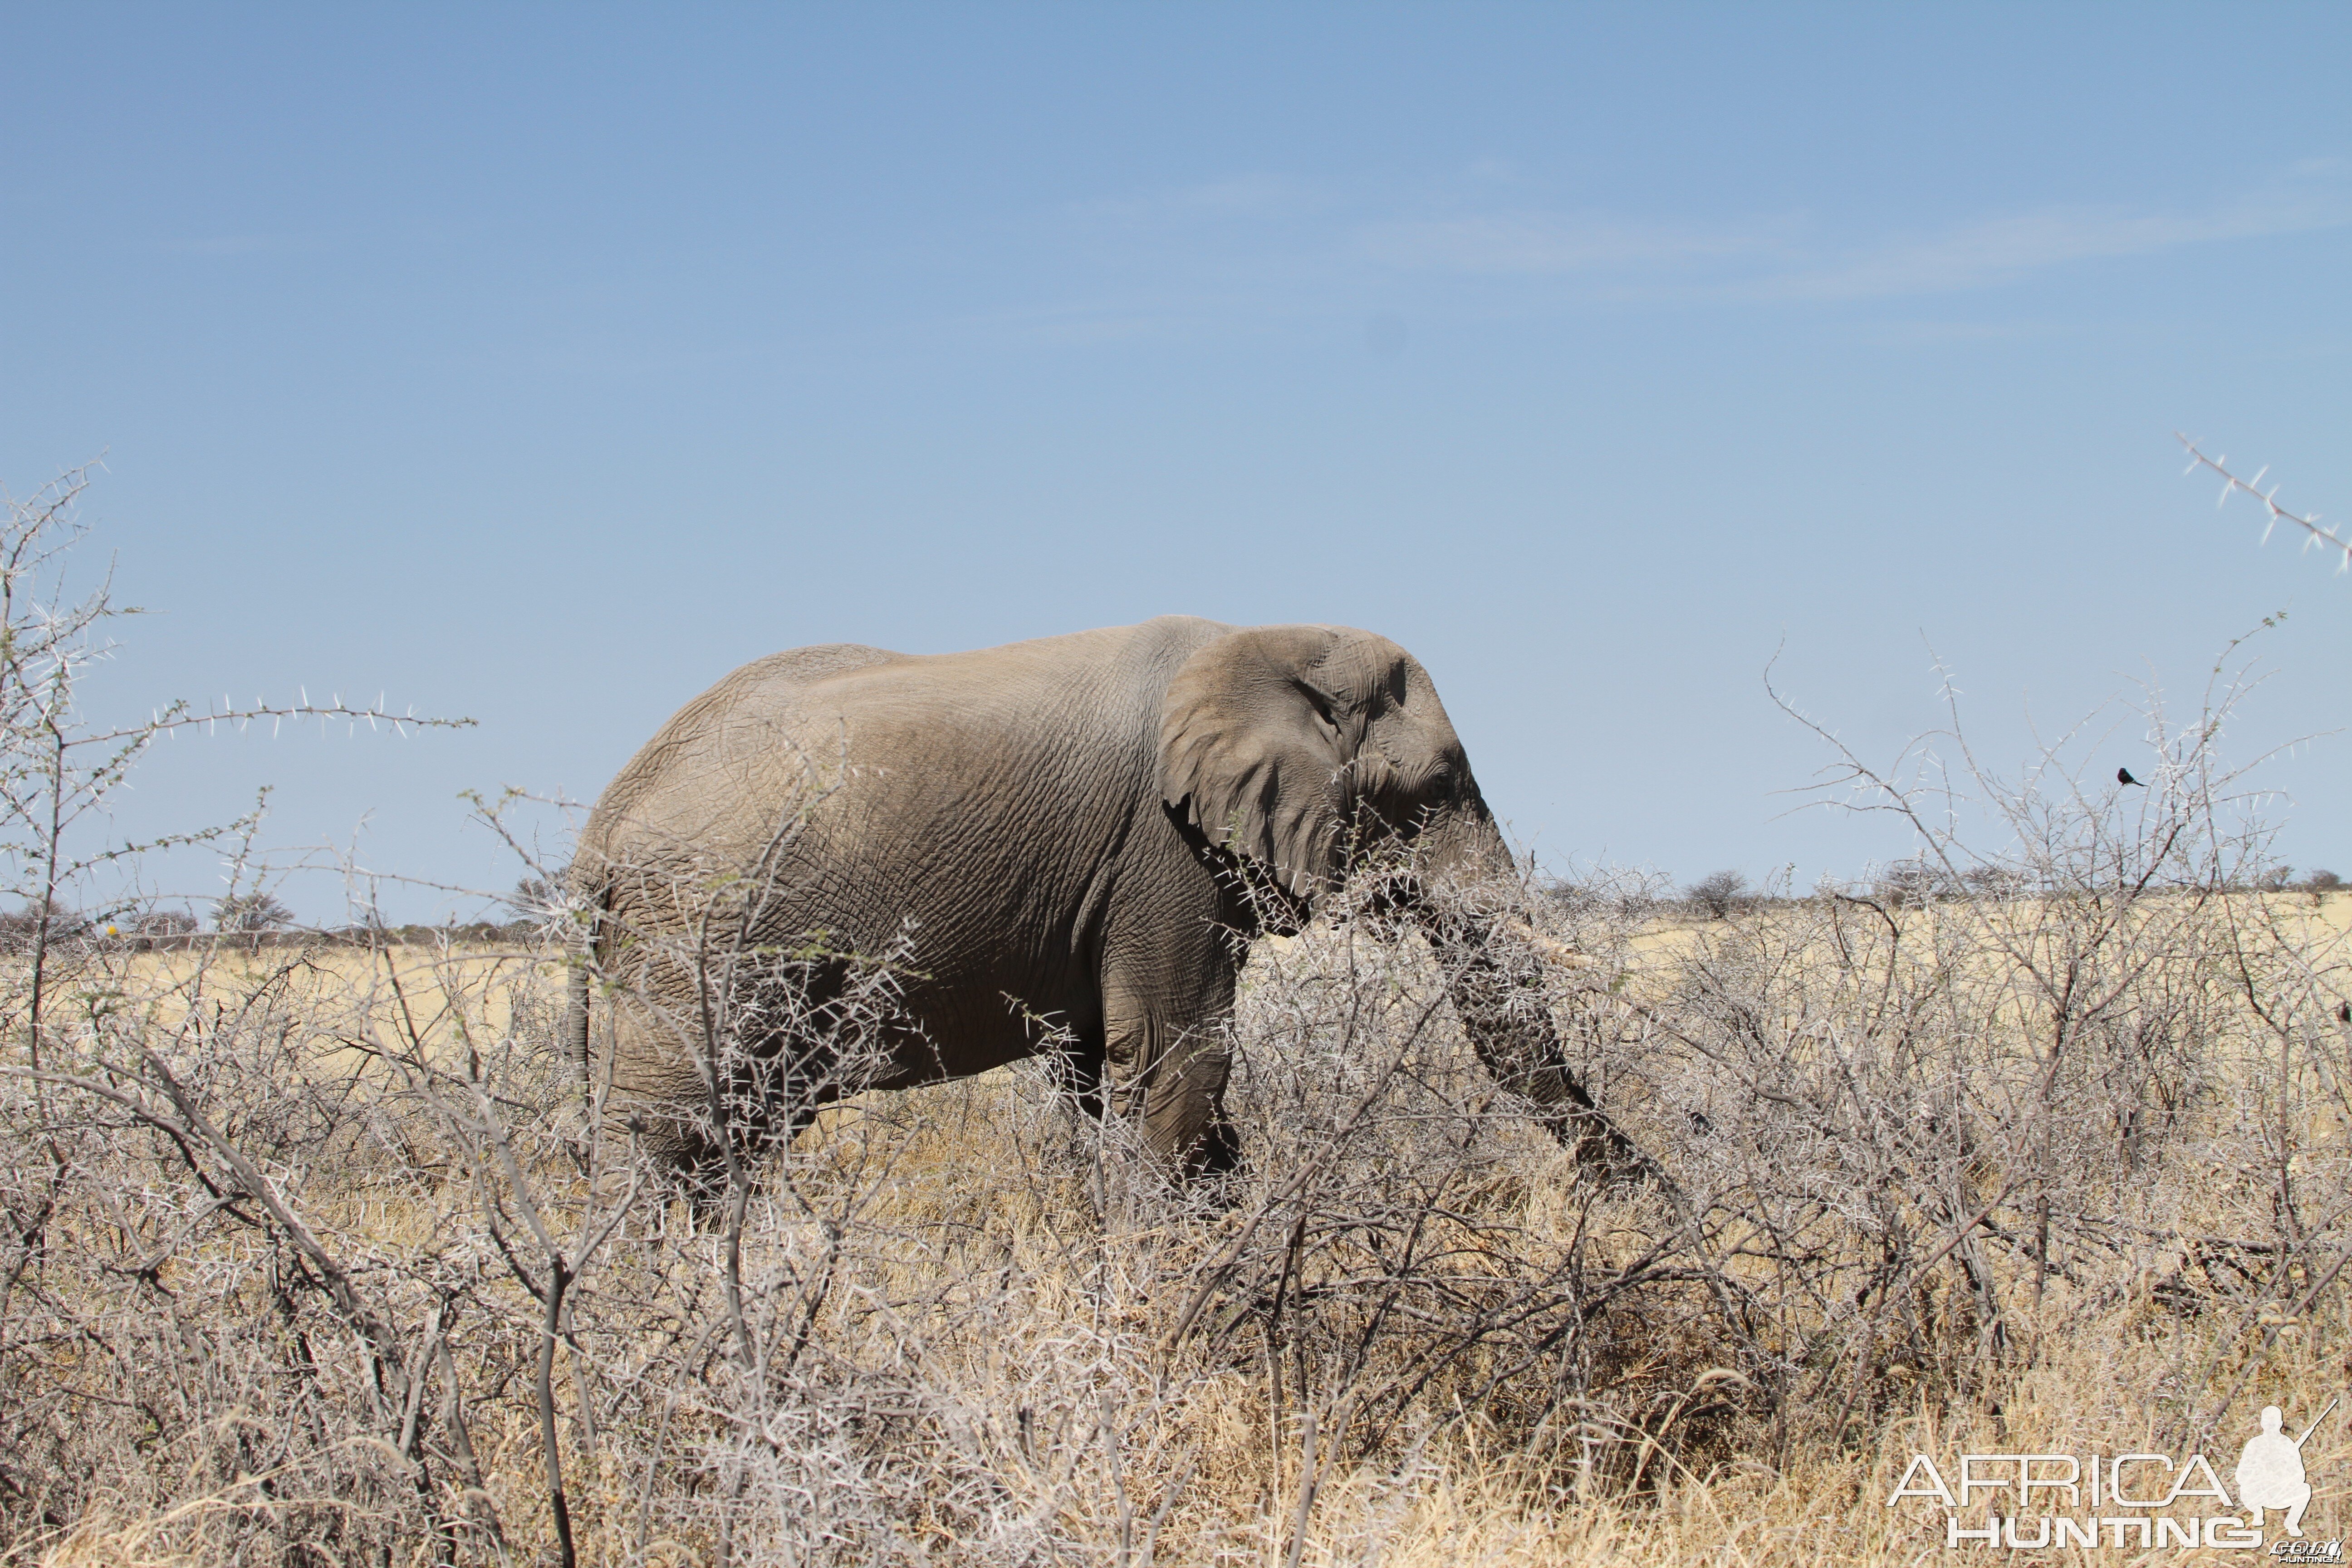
[602,966,849,1192]
[603,987,735,1180]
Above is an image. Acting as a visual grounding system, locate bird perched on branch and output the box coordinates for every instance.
[2117,767,2142,787]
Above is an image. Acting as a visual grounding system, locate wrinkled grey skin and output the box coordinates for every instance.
[567,616,1620,1178]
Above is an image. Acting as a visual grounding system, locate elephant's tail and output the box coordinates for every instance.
[561,854,607,1103]
[564,960,591,1097]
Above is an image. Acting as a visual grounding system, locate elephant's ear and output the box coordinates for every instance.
[1158,626,1353,896]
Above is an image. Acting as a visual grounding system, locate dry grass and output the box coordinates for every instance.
[8,867,2350,1565]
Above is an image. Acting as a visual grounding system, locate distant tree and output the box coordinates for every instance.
[216,892,295,932]
[2255,865,2296,893]
[1962,865,2026,899]
[120,908,200,951]
[506,872,565,928]
[1877,858,1947,907]
[2304,869,2343,893]
[0,902,83,952]
[1686,869,1748,921]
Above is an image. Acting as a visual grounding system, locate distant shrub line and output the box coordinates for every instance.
[0,912,552,954]
[1574,862,2348,924]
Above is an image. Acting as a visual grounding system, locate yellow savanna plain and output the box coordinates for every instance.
[23,890,2352,1565]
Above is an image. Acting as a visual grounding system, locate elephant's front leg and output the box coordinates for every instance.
[1100,955,1240,1174]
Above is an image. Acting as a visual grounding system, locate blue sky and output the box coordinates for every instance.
[3,5,2347,920]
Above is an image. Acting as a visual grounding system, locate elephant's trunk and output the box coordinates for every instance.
[1409,808,1651,1183]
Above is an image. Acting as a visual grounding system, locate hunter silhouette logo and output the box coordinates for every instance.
[2240,1398,2335,1539]
[1883,1394,2342,1550]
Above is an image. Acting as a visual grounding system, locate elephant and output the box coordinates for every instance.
[564,615,1631,1183]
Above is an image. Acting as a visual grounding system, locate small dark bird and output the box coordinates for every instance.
[2117,767,2142,787]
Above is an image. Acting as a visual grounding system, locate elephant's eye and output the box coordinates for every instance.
[1296,682,1345,739]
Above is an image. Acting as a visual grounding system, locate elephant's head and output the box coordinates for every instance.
[1157,624,1505,911]
[1157,623,1647,1182]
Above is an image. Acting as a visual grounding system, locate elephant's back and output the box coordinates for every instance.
[578,619,1228,895]
[742,643,910,689]
[579,643,908,873]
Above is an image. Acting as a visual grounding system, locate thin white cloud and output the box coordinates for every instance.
[1355,173,2348,301]
[1357,211,1800,274]
[1080,174,1318,226]
[162,233,318,257]
[1751,189,2348,301]
[999,162,2349,344]
[1851,319,2067,348]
